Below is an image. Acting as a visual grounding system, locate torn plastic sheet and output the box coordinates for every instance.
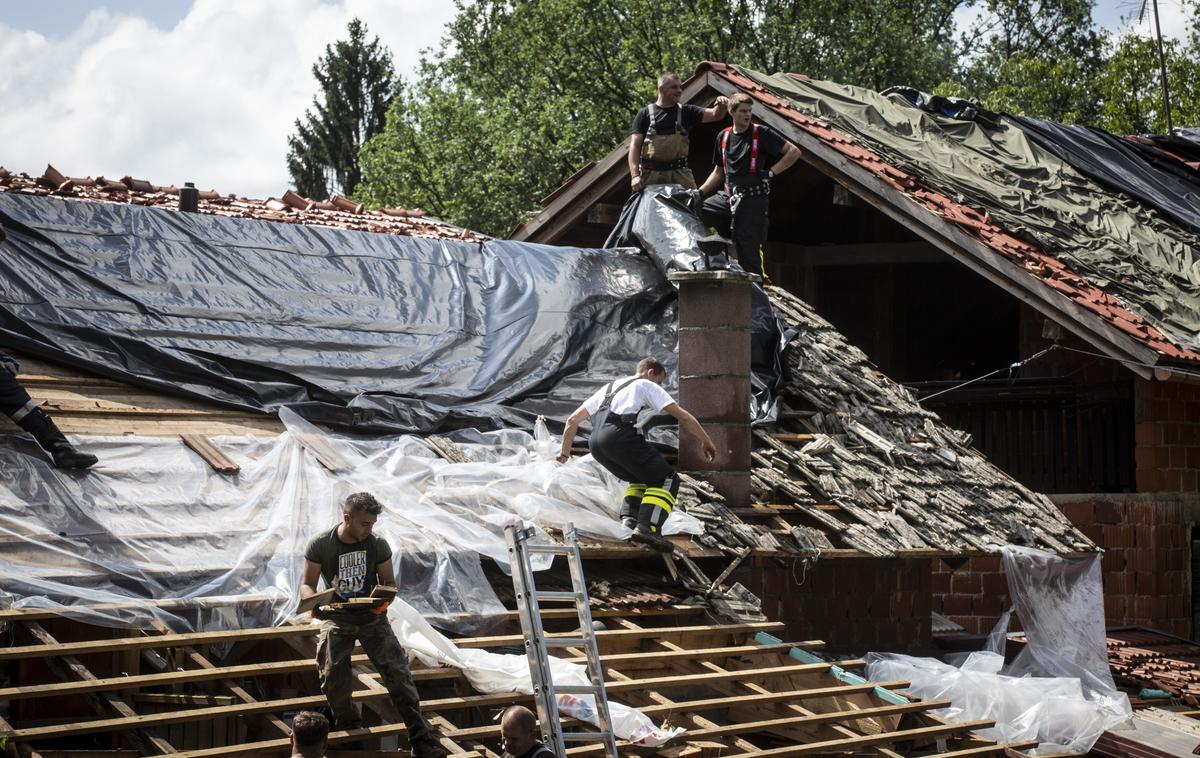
[865,546,1130,754]
[389,598,683,746]
[732,66,1200,350]
[0,191,677,434]
[0,408,700,634]
[606,185,793,427]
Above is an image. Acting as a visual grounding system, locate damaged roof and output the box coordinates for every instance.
[513,62,1200,370]
[0,164,486,241]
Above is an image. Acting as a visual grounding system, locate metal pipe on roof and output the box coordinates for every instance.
[178,182,199,213]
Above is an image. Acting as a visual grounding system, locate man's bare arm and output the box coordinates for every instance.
[557,405,591,462]
[376,558,396,587]
[770,142,802,177]
[628,134,646,192]
[701,96,730,123]
[663,403,718,463]
[698,165,724,196]
[300,559,322,600]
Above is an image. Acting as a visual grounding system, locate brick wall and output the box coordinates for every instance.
[746,557,933,654]
[1135,377,1200,493]
[932,493,1198,639]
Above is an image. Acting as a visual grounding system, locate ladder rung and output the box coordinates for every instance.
[562,732,614,742]
[543,637,589,648]
[536,590,581,602]
[553,684,602,696]
[526,544,570,555]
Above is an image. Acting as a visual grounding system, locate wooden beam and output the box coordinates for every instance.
[932,742,1040,757]
[0,624,318,661]
[180,435,240,473]
[667,699,951,739]
[454,621,784,650]
[710,720,996,758]
[181,648,291,740]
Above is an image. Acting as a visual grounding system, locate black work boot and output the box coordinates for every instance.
[631,503,674,552]
[18,409,98,469]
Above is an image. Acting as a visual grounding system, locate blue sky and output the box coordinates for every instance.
[0,1,1191,200]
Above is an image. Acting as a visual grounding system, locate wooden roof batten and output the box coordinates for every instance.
[0,603,1036,757]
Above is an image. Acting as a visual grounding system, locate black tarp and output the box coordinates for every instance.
[1008,115,1200,236]
[0,191,678,433]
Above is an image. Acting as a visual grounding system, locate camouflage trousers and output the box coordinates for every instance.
[316,613,446,758]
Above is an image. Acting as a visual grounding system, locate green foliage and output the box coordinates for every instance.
[287,19,395,200]
[349,0,1200,235]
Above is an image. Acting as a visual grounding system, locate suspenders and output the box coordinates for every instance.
[644,103,685,139]
[720,124,760,177]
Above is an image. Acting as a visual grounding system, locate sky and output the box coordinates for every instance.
[0,0,1193,201]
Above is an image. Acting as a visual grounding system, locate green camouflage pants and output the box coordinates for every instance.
[316,614,446,758]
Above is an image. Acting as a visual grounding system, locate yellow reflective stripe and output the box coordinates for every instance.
[623,484,647,497]
[644,487,675,504]
[641,495,673,512]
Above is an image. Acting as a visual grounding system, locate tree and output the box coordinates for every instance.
[357,0,969,235]
[287,19,395,200]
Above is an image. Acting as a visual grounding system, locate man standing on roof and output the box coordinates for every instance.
[0,351,97,469]
[301,492,445,758]
[698,92,802,277]
[556,357,718,551]
[629,73,730,192]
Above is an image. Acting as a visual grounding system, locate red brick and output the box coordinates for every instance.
[1104,595,1126,623]
[1135,422,1158,445]
[1171,445,1188,468]
[931,570,950,595]
[1093,500,1123,524]
[973,593,1003,616]
[1135,445,1157,473]
[1136,468,1157,492]
[981,572,1008,597]
[1163,423,1180,445]
[1166,469,1184,491]
[1100,550,1126,573]
[1155,445,1173,468]
[1184,469,1199,492]
[942,595,971,615]
[1059,501,1094,525]
[951,571,981,595]
[972,556,1002,573]
[1135,571,1158,595]
[1187,446,1200,469]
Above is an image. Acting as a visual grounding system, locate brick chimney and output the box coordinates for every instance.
[668,270,755,506]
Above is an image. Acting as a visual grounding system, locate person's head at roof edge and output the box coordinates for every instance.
[636,356,667,384]
[656,72,683,106]
[730,92,754,131]
[500,705,539,756]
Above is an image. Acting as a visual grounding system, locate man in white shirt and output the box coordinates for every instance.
[557,357,718,550]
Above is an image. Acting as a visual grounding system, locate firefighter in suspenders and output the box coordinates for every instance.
[629,73,730,192]
[698,92,802,277]
[556,357,718,552]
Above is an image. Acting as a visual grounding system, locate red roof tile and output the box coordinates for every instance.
[0,164,486,242]
[700,62,1200,363]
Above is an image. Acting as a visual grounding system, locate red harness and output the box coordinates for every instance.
[720,124,760,184]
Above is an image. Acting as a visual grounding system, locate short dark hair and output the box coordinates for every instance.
[292,711,329,750]
[635,357,666,377]
[730,92,753,110]
[343,491,383,516]
[502,704,538,734]
[657,72,679,88]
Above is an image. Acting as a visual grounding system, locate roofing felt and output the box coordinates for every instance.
[714,64,1200,359]
[0,164,485,241]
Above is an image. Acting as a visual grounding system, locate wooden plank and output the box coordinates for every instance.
[454,621,784,649]
[932,742,1040,757]
[0,624,318,661]
[7,660,864,741]
[179,435,240,473]
[181,648,291,740]
[708,720,996,758]
[295,589,337,614]
[667,699,951,739]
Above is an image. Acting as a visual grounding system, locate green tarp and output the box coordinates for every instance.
[735,67,1200,352]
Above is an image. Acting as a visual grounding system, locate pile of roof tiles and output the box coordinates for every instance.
[0,164,485,242]
[1108,628,1200,705]
[754,285,1093,556]
[704,63,1199,363]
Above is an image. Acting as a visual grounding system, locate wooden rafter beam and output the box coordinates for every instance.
[713,719,996,757]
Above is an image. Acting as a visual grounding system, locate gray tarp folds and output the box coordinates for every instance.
[1008,115,1200,237]
[0,192,676,433]
[733,67,1200,350]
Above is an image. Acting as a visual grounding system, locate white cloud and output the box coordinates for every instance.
[0,0,456,200]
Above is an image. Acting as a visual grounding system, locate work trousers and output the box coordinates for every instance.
[0,353,36,421]
[316,614,445,758]
[589,416,678,533]
[702,190,769,277]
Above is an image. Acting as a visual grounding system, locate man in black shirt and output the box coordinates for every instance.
[629,72,729,192]
[301,492,445,757]
[0,351,97,468]
[698,92,802,277]
[500,705,557,758]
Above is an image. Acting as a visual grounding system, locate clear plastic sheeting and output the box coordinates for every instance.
[865,546,1131,754]
[0,411,700,634]
[389,599,684,746]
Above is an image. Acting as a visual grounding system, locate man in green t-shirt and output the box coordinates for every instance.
[301,492,445,757]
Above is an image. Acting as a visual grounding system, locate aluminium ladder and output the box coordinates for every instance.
[505,522,620,758]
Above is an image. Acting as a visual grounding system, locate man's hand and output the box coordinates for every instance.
[631,173,644,193]
[555,452,570,464]
[311,605,332,621]
[714,95,730,113]
[703,439,718,463]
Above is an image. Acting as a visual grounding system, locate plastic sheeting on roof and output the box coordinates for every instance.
[0,408,701,633]
[0,191,677,434]
[1008,115,1200,236]
[733,66,1200,350]
[867,546,1131,754]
